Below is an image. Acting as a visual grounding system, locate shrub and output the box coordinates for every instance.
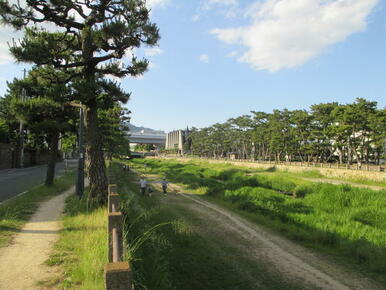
[269,176,297,193]
[217,169,241,181]
[253,175,272,188]
[351,209,386,230]
[293,184,314,198]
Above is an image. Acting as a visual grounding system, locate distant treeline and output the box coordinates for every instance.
[188,98,386,165]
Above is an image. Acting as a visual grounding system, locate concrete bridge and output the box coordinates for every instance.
[129,133,166,145]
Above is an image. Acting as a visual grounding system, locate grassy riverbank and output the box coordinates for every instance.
[128,158,386,280]
[165,157,386,187]
[111,162,301,290]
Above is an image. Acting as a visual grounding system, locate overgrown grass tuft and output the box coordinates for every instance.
[48,194,107,289]
[0,171,75,247]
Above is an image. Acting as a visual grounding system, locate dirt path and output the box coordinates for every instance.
[0,186,75,290]
[145,177,385,290]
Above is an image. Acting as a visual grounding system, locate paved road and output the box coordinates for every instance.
[0,160,78,203]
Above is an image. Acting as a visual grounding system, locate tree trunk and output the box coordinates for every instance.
[85,104,108,203]
[45,131,59,186]
[338,148,343,164]
[81,25,108,203]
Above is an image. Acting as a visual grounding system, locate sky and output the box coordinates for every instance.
[0,0,386,133]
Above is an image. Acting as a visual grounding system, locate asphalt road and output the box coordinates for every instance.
[0,159,78,203]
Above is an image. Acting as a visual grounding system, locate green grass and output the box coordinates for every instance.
[47,194,107,289]
[0,171,75,247]
[274,169,386,188]
[112,162,302,290]
[128,158,386,281]
[178,157,386,187]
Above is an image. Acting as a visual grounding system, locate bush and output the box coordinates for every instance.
[253,175,272,188]
[269,176,297,193]
[351,209,386,230]
[293,184,314,198]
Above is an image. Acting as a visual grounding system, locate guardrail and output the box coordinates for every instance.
[104,176,133,290]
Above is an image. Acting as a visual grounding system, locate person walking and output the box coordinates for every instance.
[161,178,169,194]
[139,176,147,196]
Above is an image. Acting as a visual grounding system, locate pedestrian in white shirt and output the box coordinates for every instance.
[139,176,147,196]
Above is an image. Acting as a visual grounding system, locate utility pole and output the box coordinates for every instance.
[18,68,27,168]
[70,102,85,198]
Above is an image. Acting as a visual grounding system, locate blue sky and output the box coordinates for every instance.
[1,0,385,132]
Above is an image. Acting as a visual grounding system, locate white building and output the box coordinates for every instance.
[165,129,190,154]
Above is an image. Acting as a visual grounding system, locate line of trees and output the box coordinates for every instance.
[0,0,160,202]
[188,98,386,165]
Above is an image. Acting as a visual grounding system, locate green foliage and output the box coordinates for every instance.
[98,104,131,158]
[351,208,386,230]
[134,144,155,152]
[61,134,76,153]
[293,184,314,198]
[189,99,386,165]
[0,119,8,142]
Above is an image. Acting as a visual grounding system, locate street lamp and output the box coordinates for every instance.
[70,101,86,198]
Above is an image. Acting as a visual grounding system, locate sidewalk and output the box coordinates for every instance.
[0,185,75,289]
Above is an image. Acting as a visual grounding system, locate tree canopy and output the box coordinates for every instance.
[0,0,160,201]
[189,98,386,165]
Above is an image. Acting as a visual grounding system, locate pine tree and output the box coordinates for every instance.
[6,66,77,185]
[0,1,160,201]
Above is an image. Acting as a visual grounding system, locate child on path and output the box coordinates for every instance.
[139,176,147,196]
[161,178,169,194]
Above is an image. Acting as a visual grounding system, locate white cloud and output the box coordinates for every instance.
[203,0,238,10]
[144,47,164,56]
[226,51,238,57]
[211,0,379,72]
[193,0,239,21]
[199,54,210,63]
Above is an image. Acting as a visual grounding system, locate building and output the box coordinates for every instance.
[165,128,190,154]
